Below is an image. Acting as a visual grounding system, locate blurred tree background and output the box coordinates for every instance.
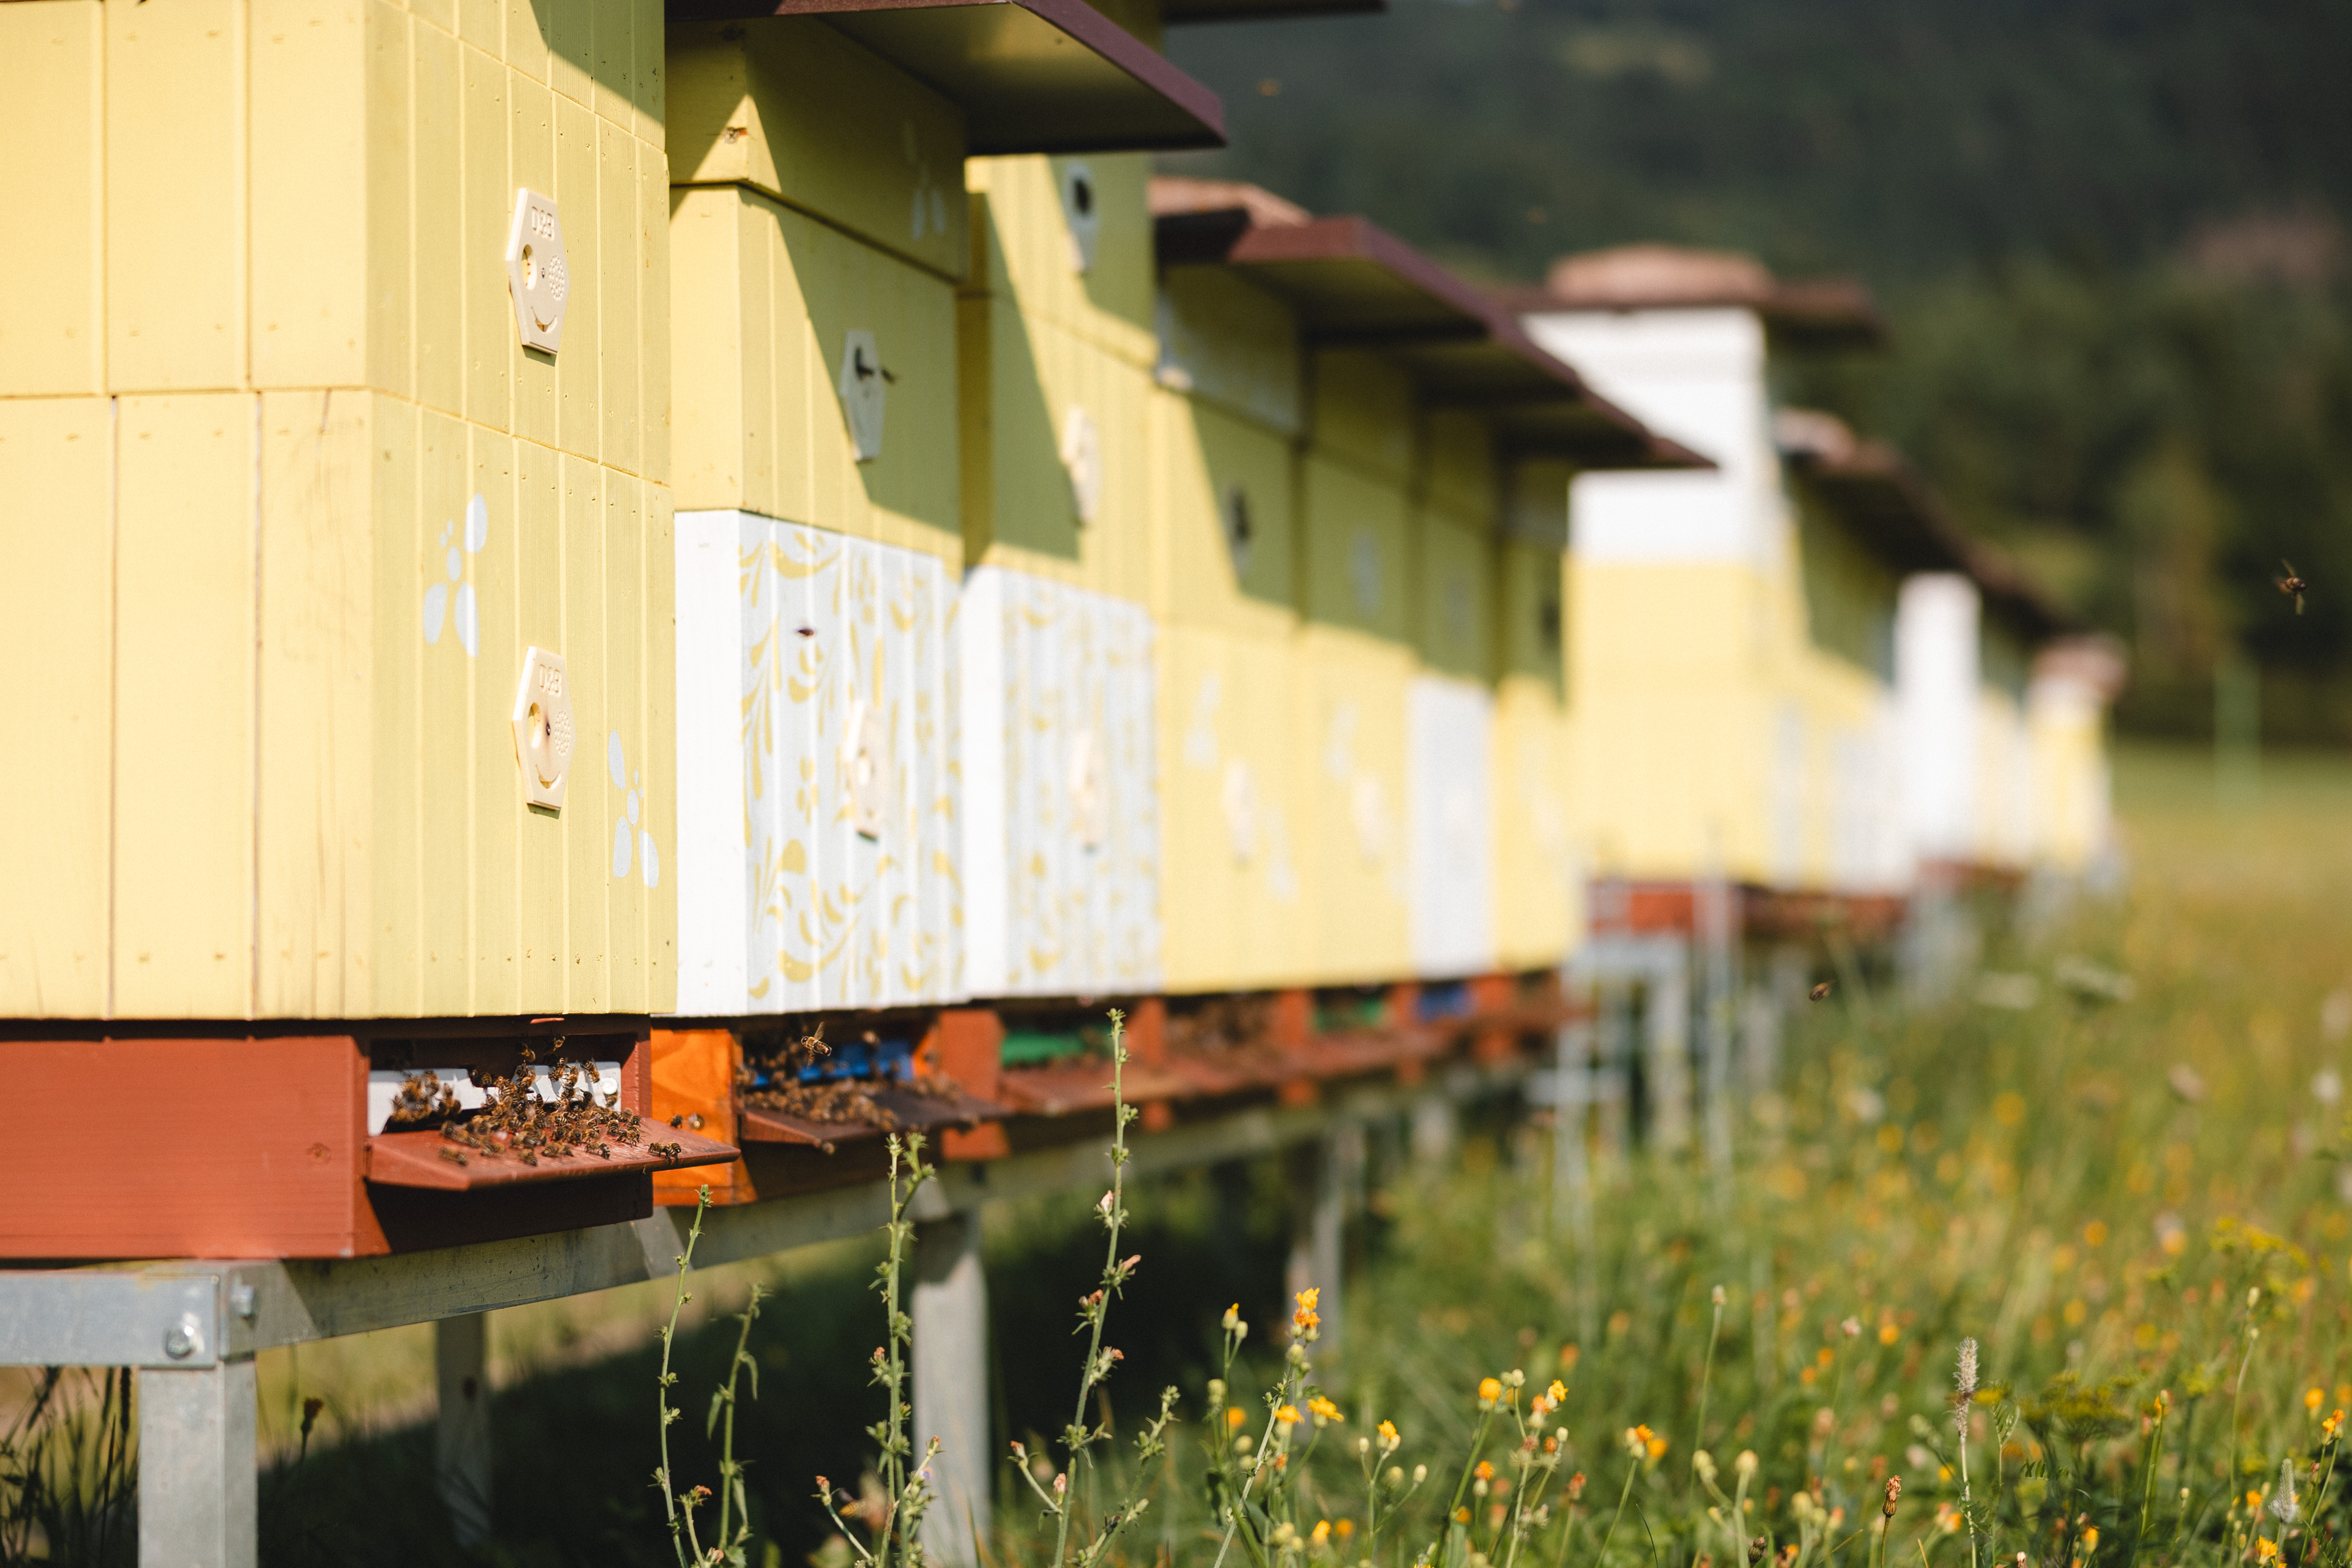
[1162,0,2352,742]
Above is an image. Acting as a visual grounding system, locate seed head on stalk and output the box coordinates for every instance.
[1954,1339,1978,1436]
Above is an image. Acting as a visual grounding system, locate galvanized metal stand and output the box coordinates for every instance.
[435,1313,493,1548]
[0,1067,1529,1566]
[914,1211,992,1567]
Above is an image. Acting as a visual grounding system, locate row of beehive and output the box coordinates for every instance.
[0,0,2110,1031]
[0,0,1602,1025]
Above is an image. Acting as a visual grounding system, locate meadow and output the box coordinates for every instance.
[7,743,2351,1568]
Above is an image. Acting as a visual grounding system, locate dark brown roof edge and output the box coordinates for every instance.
[683,0,1227,151]
[1783,435,2074,641]
[1162,206,1713,471]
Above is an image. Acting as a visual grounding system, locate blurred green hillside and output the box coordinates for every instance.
[1163,0,2352,741]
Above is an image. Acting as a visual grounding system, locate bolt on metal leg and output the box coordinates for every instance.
[139,1357,257,1568]
[436,1313,493,1548]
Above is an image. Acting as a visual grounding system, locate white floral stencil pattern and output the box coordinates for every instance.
[961,568,1161,998]
[674,512,961,1015]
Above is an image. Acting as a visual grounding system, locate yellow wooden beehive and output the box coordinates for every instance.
[0,0,674,1021]
[959,152,1169,1000]
[1150,186,1697,990]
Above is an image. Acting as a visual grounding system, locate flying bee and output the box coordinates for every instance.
[2278,560,2308,614]
[1808,981,1833,1002]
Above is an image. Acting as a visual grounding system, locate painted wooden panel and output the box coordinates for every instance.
[1492,678,1574,973]
[1151,392,1296,636]
[962,568,1161,999]
[252,0,370,391]
[0,1,103,396]
[256,391,377,1019]
[1423,412,1495,527]
[673,512,963,1016]
[962,298,1154,603]
[966,156,1157,366]
[668,18,968,280]
[1159,623,1307,993]
[1296,629,1411,985]
[106,0,244,392]
[0,398,113,1015]
[1413,511,1494,682]
[115,395,254,1017]
[1407,676,1495,979]
[1975,689,2035,869]
[1565,558,1780,887]
[1304,351,1413,485]
[1155,269,1300,438]
[1300,455,1409,641]
[670,187,961,558]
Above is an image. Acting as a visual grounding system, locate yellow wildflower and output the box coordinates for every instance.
[1275,1404,1300,1429]
[1226,1407,1248,1431]
[2082,1528,2099,1555]
[1647,1433,1669,1462]
[1309,1395,1344,1424]
[1625,1425,1656,1461]
[1311,1521,1331,1546]
[1335,1520,1355,1539]
[1293,1288,1321,1336]
[1548,1380,1567,1404]
[1378,1419,1401,1451]
[1878,1323,1899,1346]
[2309,1388,2326,1415]
[1478,1377,1503,1405]
[2257,1540,2279,1563]
[1453,1507,1472,1526]
[1474,1461,1494,1481]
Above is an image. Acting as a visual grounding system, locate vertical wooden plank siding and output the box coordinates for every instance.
[250,0,369,390]
[256,390,376,1018]
[0,1,105,397]
[0,399,115,1014]
[114,395,254,1017]
[107,0,245,392]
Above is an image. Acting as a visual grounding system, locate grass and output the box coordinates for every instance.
[8,741,2352,1568]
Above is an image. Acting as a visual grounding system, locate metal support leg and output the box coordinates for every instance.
[138,1358,257,1568]
[1286,1137,1345,1363]
[1644,952,1692,1153]
[436,1312,493,1548]
[914,1212,992,1566]
[1408,1095,1457,1167]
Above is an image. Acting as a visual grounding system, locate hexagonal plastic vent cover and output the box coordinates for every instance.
[505,189,570,353]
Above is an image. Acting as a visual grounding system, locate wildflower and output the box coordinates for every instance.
[1713,1284,1728,1307]
[1275,1404,1301,1429]
[2309,1388,2326,1416]
[1312,1521,1332,1546]
[1474,1461,1494,1481]
[1414,1465,1429,1484]
[1454,1507,1472,1525]
[1227,1407,1248,1431]
[1222,1304,1241,1332]
[1385,1466,1404,1487]
[1379,1420,1401,1451]
[1336,1520,1354,1539]
[2257,1541,2280,1563]
[1736,1451,1759,1481]
[1842,1317,1862,1338]
[1933,1503,1960,1535]
[1293,1287,1322,1340]
[1237,1436,1255,1454]
[1309,1395,1344,1425]
[2326,1409,2345,1442]
[1694,1450,1718,1484]
[1883,1477,1903,1520]
[1625,1426,1654,1460]
[1879,1323,1899,1346]
[1568,1473,1586,1501]
[2081,1527,2099,1555]
[1953,1340,1978,1435]
[1548,1379,1567,1404]
[1479,1378,1504,1407]
[1648,1432,1670,1462]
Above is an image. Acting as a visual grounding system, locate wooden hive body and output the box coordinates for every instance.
[0,0,676,1023]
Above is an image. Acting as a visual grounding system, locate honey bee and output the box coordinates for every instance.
[439,1147,469,1166]
[1808,981,1833,1002]
[669,1113,685,1128]
[2278,560,2309,615]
